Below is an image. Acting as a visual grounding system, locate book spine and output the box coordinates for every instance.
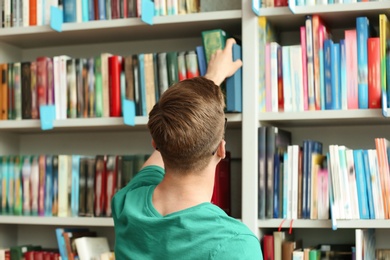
[226,44,242,113]
[109,56,122,117]
[30,156,39,215]
[305,16,316,110]
[367,37,381,109]
[13,62,22,120]
[38,155,46,216]
[300,26,308,111]
[340,39,348,110]
[282,46,292,112]
[22,156,31,215]
[71,155,81,217]
[52,155,59,216]
[356,17,370,109]
[331,43,341,110]
[345,29,359,109]
[44,155,53,216]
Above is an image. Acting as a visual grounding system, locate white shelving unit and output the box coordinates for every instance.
[0,8,244,249]
[246,0,390,251]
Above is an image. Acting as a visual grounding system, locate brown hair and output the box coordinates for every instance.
[148,77,225,173]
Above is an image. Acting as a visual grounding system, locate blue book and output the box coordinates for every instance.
[282,152,288,219]
[195,46,207,77]
[88,0,95,21]
[138,54,147,116]
[82,0,89,21]
[98,0,106,20]
[71,155,81,217]
[331,43,341,110]
[45,155,53,216]
[340,39,348,109]
[8,157,14,215]
[356,17,370,109]
[353,149,370,219]
[319,38,326,110]
[273,153,280,218]
[362,150,375,219]
[324,39,333,110]
[386,41,390,109]
[63,0,77,23]
[226,44,242,112]
[55,227,89,260]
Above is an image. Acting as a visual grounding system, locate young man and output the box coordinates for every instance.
[112,39,263,259]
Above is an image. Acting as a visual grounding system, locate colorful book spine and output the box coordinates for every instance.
[282,46,292,112]
[195,46,207,77]
[367,37,381,109]
[353,149,370,219]
[305,16,316,110]
[201,29,227,64]
[44,155,53,216]
[300,26,308,111]
[324,39,333,109]
[331,43,341,110]
[71,155,81,217]
[345,29,358,109]
[356,17,370,109]
[362,150,375,219]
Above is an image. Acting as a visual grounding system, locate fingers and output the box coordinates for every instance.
[224,38,237,53]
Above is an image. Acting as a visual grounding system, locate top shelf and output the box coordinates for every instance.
[259,109,390,127]
[0,10,242,49]
[258,3,390,31]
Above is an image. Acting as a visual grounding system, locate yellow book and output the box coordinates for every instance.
[379,14,390,113]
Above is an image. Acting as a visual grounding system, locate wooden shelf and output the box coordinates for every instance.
[0,10,242,48]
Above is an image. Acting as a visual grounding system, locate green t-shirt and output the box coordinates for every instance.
[112,165,263,260]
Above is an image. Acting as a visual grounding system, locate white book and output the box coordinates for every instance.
[36,0,42,25]
[291,145,300,219]
[282,46,292,112]
[287,145,293,219]
[338,146,352,219]
[75,237,110,260]
[58,155,70,217]
[270,42,279,112]
[329,145,341,219]
[59,55,70,120]
[22,0,29,27]
[289,45,304,112]
[345,149,360,219]
[368,149,385,219]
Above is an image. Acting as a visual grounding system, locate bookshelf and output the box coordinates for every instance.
[244,0,390,254]
[0,7,243,250]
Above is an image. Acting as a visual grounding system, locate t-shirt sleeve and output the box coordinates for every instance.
[211,234,263,260]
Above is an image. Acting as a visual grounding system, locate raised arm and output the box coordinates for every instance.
[141,38,242,170]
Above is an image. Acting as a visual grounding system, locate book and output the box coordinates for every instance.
[201,29,227,64]
[226,44,242,113]
[74,237,110,260]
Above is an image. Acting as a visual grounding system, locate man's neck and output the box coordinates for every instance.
[152,165,216,216]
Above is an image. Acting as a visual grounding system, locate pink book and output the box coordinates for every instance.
[345,29,359,109]
[300,26,308,111]
[265,43,272,112]
[317,168,329,220]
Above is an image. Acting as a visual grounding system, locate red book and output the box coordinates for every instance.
[37,57,50,117]
[123,0,128,18]
[262,234,275,260]
[105,155,117,217]
[34,251,44,260]
[108,55,122,117]
[111,0,120,19]
[24,251,35,260]
[211,151,231,215]
[368,37,381,109]
[94,155,107,217]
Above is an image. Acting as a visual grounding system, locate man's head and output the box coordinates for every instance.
[148,77,226,174]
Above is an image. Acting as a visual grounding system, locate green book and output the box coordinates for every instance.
[166,52,179,86]
[201,29,227,64]
[94,56,103,117]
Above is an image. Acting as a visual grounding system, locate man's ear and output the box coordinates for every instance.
[216,140,226,159]
[152,139,158,150]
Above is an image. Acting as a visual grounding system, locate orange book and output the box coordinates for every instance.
[0,64,8,120]
[29,0,37,25]
[375,138,390,219]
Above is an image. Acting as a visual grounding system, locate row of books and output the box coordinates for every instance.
[0,0,202,28]
[258,125,390,221]
[263,228,390,260]
[260,0,384,8]
[0,151,232,217]
[0,245,59,260]
[259,14,390,114]
[0,154,148,217]
[0,30,242,121]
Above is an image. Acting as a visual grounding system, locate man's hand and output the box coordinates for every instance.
[204,38,243,86]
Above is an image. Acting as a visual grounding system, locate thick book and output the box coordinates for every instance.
[108,55,122,117]
[226,44,242,113]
